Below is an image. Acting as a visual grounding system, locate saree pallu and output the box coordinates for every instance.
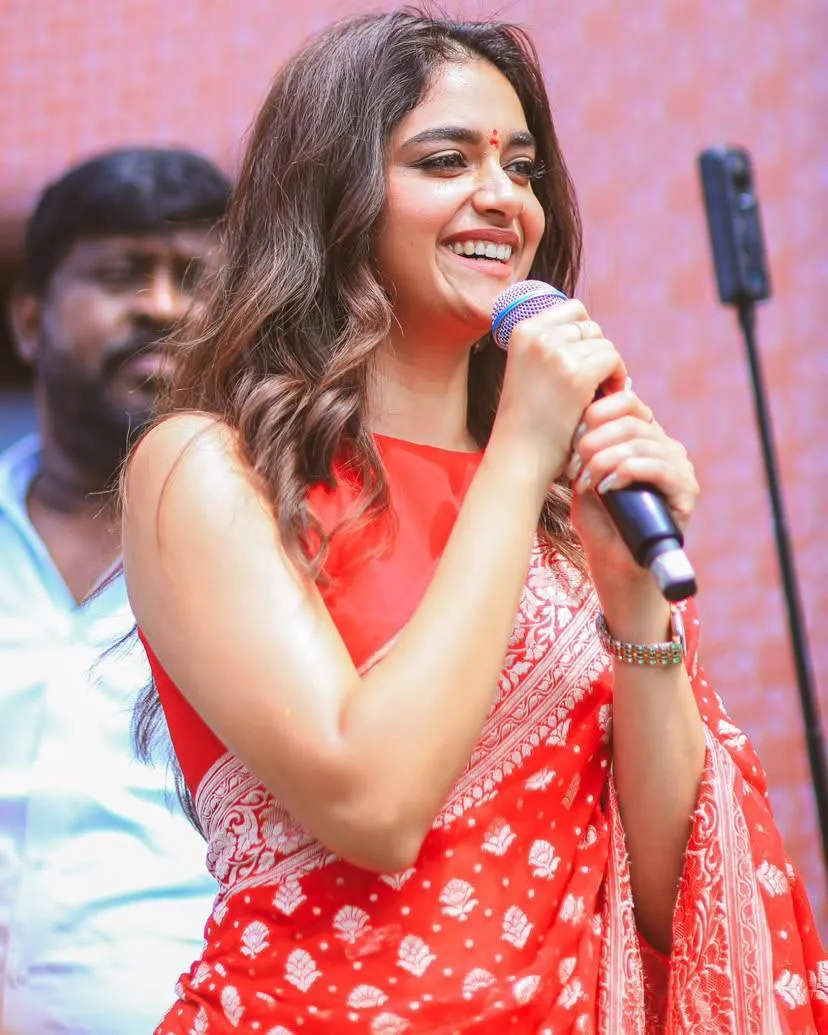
[151,543,827,1034]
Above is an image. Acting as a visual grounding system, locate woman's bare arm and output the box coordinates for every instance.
[123,414,547,872]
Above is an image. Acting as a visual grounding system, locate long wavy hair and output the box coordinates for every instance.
[132,9,585,827]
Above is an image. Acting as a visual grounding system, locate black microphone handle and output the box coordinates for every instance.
[599,482,697,602]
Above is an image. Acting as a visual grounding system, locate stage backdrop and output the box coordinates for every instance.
[1,0,825,931]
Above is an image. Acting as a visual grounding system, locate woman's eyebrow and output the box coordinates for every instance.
[399,126,536,149]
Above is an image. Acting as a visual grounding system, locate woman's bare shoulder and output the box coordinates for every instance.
[132,411,236,468]
[122,411,271,564]
[126,412,247,503]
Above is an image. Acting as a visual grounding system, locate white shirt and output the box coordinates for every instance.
[0,435,217,1034]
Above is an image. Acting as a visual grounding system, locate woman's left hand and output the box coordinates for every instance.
[568,387,699,592]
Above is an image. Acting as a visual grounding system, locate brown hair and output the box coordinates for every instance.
[133,9,585,822]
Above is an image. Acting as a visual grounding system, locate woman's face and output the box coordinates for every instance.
[374,58,546,346]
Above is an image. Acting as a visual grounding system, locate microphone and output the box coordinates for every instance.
[491,280,697,602]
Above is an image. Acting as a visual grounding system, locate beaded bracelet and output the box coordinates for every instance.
[596,608,686,666]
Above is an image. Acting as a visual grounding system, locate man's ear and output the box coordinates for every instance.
[8,284,41,366]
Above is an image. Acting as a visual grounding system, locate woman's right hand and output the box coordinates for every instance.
[488,298,627,495]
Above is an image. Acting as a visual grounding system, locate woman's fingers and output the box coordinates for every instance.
[561,318,603,343]
[564,384,699,526]
[567,409,663,481]
[575,389,654,439]
[573,413,662,457]
[493,301,628,485]
[571,441,699,526]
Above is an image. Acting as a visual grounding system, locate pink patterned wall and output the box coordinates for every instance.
[1,0,825,930]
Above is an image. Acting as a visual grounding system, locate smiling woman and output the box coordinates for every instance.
[121,9,826,1034]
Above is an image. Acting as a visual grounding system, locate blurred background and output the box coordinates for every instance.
[1,0,825,930]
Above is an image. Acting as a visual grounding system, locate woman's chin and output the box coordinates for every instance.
[450,294,501,340]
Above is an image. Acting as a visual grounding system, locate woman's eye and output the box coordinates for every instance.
[508,159,544,181]
[416,153,467,172]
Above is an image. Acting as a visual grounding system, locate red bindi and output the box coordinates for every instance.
[489,129,500,149]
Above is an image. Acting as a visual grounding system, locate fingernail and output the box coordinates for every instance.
[566,451,583,480]
[624,376,634,392]
[597,473,619,495]
[576,468,592,494]
[573,422,587,446]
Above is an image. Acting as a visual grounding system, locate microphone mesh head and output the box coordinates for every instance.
[491,280,569,349]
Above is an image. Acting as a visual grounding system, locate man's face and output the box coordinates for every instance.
[14,228,216,476]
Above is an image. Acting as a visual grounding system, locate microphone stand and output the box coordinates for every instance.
[737,300,828,879]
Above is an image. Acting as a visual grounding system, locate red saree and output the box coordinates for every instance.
[143,435,827,1034]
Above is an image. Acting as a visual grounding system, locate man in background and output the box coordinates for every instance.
[0,147,231,1033]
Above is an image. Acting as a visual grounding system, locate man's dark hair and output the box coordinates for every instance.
[22,146,232,294]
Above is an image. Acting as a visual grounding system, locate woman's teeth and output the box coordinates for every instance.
[447,240,513,262]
